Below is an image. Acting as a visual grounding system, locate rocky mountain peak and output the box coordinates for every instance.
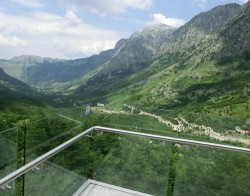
[160,3,242,57]
[107,24,176,73]
[114,39,128,51]
[134,24,175,36]
[176,3,241,36]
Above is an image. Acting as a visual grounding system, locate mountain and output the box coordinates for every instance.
[102,2,250,118]
[215,1,250,59]
[84,25,176,86]
[70,24,176,99]
[0,25,175,91]
[1,2,249,120]
[25,49,114,86]
[72,3,246,105]
[108,24,176,73]
[0,67,32,95]
[159,3,241,64]
[0,55,64,82]
[0,50,114,88]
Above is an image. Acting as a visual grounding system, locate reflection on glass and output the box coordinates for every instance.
[0,128,18,178]
[0,128,18,196]
[24,138,89,196]
[173,145,250,196]
[25,114,82,163]
[91,133,172,195]
[0,180,16,196]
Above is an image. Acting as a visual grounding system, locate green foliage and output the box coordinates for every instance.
[91,135,171,195]
[174,146,250,196]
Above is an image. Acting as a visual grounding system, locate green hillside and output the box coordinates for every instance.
[70,3,250,120]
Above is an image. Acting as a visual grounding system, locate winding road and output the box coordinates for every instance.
[123,104,250,145]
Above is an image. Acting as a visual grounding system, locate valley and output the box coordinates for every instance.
[0,1,250,196]
[0,2,250,195]
[1,2,249,145]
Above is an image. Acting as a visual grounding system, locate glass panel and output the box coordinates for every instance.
[14,127,250,196]
[25,114,82,163]
[0,128,18,179]
[23,137,89,196]
[58,106,89,122]
[91,133,173,196]
[173,145,250,196]
[101,106,177,137]
[0,179,16,196]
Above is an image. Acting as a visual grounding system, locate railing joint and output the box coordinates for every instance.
[1,181,14,189]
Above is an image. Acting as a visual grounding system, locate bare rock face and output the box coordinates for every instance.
[106,25,176,74]
[215,1,250,58]
[160,3,241,56]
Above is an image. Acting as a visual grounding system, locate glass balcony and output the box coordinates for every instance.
[0,128,18,179]
[0,128,18,196]
[24,113,82,163]
[0,125,250,196]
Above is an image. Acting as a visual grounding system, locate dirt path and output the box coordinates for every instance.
[123,104,250,145]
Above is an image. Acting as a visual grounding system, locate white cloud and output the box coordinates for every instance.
[150,13,185,28]
[241,0,249,3]
[62,0,153,16]
[193,0,207,9]
[0,34,27,47]
[0,9,120,59]
[11,0,44,8]
[0,10,120,58]
[53,38,117,57]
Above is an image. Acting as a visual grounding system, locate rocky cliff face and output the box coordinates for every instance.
[215,1,250,58]
[107,24,176,74]
[160,3,241,57]
[83,24,176,87]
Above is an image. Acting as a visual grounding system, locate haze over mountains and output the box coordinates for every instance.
[0,2,249,116]
[0,67,32,95]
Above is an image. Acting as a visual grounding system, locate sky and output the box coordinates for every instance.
[0,0,248,60]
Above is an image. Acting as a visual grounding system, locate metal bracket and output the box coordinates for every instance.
[32,163,43,171]
[1,181,15,190]
[97,130,103,136]
[86,132,93,138]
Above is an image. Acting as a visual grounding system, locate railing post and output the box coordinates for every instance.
[87,135,94,179]
[22,123,27,196]
[167,143,179,196]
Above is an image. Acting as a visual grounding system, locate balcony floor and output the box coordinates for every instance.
[73,179,153,196]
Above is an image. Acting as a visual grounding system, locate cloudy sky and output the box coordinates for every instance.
[0,0,248,59]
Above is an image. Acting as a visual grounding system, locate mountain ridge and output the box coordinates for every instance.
[0,2,249,119]
[72,3,246,101]
[0,67,32,95]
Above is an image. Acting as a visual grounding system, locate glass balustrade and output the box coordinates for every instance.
[0,109,250,196]
[0,128,18,196]
[90,133,172,195]
[87,132,250,196]
[0,128,18,178]
[25,114,82,163]
[173,145,250,196]
[23,137,89,196]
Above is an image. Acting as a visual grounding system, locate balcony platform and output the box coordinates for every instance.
[73,179,153,196]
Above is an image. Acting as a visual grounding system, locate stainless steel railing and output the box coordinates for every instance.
[1,125,250,188]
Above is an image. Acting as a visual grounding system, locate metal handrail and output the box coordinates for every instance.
[0,126,94,188]
[1,125,250,187]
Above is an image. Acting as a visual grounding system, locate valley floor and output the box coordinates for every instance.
[98,104,250,145]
